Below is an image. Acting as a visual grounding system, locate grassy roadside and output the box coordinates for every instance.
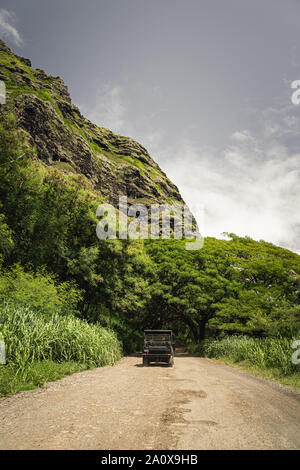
[207,357,300,391]
[0,303,123,397]
[186,335,300,391]
[0,361,91,397]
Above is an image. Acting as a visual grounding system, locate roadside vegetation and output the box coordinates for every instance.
[0,263,121,396]
[187,336,300,390]
[0,286,121,396]
[0,299,121,396]
[1,303,121,369]
[0,113,299,395]
[0,361,88,397]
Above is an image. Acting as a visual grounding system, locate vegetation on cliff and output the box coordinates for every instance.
[0,39,184,209]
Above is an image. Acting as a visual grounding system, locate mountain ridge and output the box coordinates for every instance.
[0,39,187,211]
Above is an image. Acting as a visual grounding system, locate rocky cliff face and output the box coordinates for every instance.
[0,40,186,210]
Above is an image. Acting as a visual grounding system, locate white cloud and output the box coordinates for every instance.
[230,130,254,143]
[80,84,126,133]
[0,9,23,46]
[152,107,300,253]
[79,81,168,144]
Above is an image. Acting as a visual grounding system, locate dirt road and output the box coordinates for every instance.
[0,355,299,450]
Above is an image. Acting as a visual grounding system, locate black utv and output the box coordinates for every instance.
[142,330,175,367]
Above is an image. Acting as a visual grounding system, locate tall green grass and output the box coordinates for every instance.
[0,361,88,396]
[189,336,299,376]
[0,302,122,377]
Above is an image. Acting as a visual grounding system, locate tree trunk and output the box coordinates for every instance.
[198,317,207,341]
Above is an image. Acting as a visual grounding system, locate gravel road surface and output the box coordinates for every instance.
[0,354,299,449]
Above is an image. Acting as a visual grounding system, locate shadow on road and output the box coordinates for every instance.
[135,363,169,368]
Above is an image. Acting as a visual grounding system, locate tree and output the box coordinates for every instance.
[145,239,235,342]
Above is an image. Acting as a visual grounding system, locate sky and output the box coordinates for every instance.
[1,0,300,252]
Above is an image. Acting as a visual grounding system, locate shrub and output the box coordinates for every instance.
[0,302,122,377]
[190,335,299,376]
[0,265,83,318]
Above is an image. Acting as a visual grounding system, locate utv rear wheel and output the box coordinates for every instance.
[143,357,150,366]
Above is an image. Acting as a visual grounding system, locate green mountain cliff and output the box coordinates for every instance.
[0,39,184,209]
